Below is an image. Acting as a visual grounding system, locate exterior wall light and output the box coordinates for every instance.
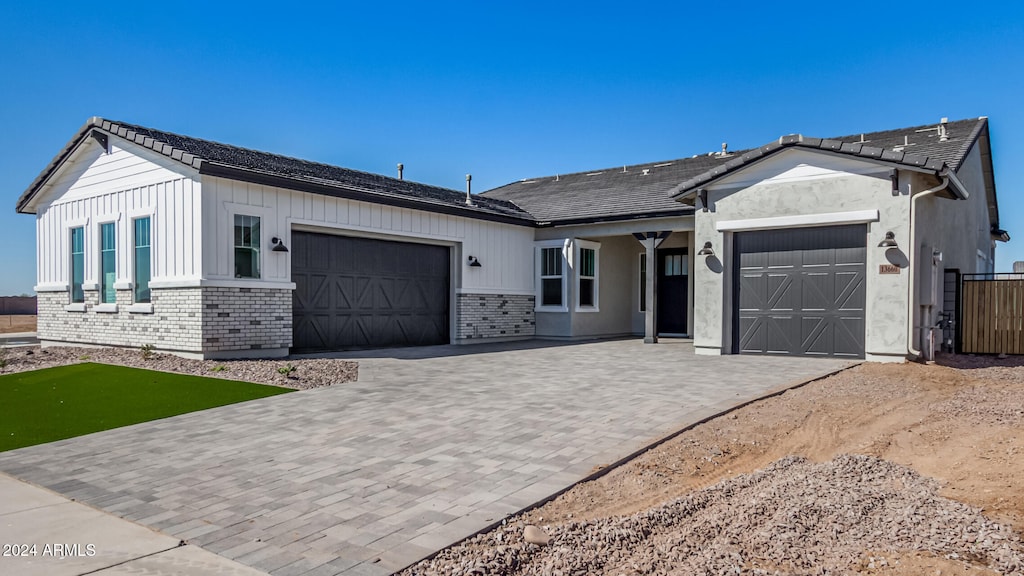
[878,232,898,248]
[467,255,482,267]
[697,241,715,256]
[271,237,289,252]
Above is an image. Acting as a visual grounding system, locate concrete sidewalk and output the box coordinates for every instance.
[0,473,270,576]
[0,331,38,347]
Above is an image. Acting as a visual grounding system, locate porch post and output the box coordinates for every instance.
[633,231,672,344]
[644,237,658,343]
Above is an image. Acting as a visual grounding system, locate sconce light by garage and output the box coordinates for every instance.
[271,237,289,252]
[696,241,715,256]
[467,255,482,267]
[877,231,898,249]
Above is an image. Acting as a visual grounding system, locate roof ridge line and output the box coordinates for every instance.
[101,119,479,197]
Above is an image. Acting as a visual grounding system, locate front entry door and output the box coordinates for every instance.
[657,248,688,334]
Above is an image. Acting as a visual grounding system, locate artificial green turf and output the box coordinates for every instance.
[0,363,293,451]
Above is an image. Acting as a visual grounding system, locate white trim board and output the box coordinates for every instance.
[715,209,879,232]
[148,279,297,290]
[455,288,535,296]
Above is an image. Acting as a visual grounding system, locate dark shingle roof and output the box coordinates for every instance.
[479,155,731,223]
[17,118,533,224]
[19,117,991,228]
[482,118,988,223]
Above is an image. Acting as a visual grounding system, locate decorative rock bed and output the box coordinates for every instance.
[0,346,357,389]
[403,455,1024,575]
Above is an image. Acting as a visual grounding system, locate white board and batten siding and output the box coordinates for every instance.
[201,176,535,294]
[33,140,202,290]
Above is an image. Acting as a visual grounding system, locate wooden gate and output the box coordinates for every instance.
[960,274,1024,354]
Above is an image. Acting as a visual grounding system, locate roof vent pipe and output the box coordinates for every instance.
[939,117,949,142]
[721,142,728,155]
[397,163,404,180]
[465,174,473,206]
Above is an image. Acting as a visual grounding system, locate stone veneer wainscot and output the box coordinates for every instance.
[37,286,292,358]
[456,293,535,341]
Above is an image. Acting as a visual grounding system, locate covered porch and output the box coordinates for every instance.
[532,217,695,342]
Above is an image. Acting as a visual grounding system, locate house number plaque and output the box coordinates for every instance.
[879,264,901,274]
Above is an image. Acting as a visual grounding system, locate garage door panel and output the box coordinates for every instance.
[768,274,797,311]
[834,317,865,357]
[835,246,866,266]
[802,248,832,267]
[294,313,331,350]
[292,232,450,351]
[802,272,832,311]
[768,250,798,269]
[835,271,865,311]
[738,273,766,310]
[766,316,798,353]
[734,225,865,358]
[739,251,767,270]
[801,316,831,355]
[737,316,764,353]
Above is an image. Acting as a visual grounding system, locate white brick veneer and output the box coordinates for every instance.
[201,287,291,353]
[456,293,535,341]
[37,286,292,358]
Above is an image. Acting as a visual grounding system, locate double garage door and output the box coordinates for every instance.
[291,232,450,352]
[734,225,866,358]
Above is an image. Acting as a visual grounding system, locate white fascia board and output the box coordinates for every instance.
[716,209,879,232]
[944,169,970,200]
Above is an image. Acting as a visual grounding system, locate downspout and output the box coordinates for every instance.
[907,175,949,359]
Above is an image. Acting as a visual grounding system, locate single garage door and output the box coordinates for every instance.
[734,225,866,358]
[291,232,450,352]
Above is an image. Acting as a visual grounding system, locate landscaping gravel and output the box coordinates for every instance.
[403,455,1024,576]
[0,345,357,389]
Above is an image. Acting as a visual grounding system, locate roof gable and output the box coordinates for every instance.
[21,135,198,213]
[669,118,988,200]
[17,118,534,225]
[700,147,895,191]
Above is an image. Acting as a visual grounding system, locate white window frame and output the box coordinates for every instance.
[68,224,87,311]
[575,239,600,312]
[128,210,156,313]
[62,217,90,311]
[232,212,263,280]
[535,239,569,312]
[95,214,122,312]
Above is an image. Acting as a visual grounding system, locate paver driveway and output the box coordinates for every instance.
[0,339,853,576]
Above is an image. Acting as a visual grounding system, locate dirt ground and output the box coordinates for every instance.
[0,314,35,334]
[404,355,1024,575]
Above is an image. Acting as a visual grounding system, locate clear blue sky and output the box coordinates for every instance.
[2,1,1022,295]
